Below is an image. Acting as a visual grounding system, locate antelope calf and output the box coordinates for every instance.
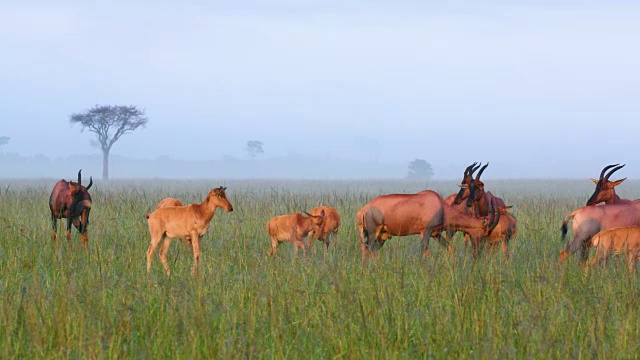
[156,197,193,248]
[49,169,93,246]
[145,186,233,277]
[308,206,341,251]
[586,226,640,274]
[266,211,325,257]
[485,206,517,257]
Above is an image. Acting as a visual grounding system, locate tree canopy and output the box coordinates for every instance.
[246,140,264,159]
[406,159,434,180]
[70,105,148,179]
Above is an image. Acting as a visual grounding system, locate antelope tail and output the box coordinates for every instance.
[561,210,578,241]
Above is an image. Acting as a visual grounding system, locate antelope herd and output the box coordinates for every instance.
[46,163,640,276]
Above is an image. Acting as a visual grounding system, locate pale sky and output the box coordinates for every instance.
[1,1,639,177]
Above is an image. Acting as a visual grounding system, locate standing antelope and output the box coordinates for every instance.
[586,164,630,206]
[442,162,482,243]
[49,169,93,246]
[586,226,640,274]
[266,211,325,257]
[156,197,193,248]
[356,190,500,258]
[462,163,506,216]
[145,186,233,277]
[559,202,640,264]
[308,206,341,251]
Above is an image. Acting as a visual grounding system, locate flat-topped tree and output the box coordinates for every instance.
[70,105,148,180]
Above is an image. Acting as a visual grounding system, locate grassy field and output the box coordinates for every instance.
[1,178,639,359]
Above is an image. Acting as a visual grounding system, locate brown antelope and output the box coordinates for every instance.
[443,162,482,242]
[145,186,233,277]
[156,197,193,248]
[586,164,630,206]
[49,169,93,246]
[308,206,341,251]
[451,162,482,215]
[586,226,640,274]
[356,190,500,258]
[462,163,507,217]
[266,211,325,257]
[485,206,517,257]
[559,202,640,264]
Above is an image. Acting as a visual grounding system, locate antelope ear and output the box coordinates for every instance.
[609,178,626,187]
[502,206,513,210]
[590,178,599,185]
[320,210,325,217]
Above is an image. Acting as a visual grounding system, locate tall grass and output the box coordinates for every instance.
[0,179,639,358]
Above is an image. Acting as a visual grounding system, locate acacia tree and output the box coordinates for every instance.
[246,140,264,159]
[407,159,434,180]
[70,105,148,180]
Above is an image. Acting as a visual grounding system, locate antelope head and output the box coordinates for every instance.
[453,162,481,205]
[586,164,626,206]
[465,163,489,209]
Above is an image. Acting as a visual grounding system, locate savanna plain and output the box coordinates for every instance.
[1,178,639,359]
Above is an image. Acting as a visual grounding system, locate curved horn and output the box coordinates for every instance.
[469,162,482,177]
[599,164,619,180]
[604,164,625,181]
[475,163,489,181]
[78,169,82,184]
[463,162,478,179]
[85,176,93,190]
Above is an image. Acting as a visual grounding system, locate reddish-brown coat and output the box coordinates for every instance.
[356,190,499,258]
[266,211,325,257]
[308,206,341,251]
[146,187,233,277]
[49,170,93,246]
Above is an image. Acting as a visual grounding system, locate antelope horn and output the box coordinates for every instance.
[463,162,478,178]
[599,164,619,180]
[86,176,93,190]
[78,169,82,184]
[469,162,482,177]
[604,164,625,181]
[475,163,489,181]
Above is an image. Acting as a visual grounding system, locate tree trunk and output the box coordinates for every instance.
[102,149,110,180]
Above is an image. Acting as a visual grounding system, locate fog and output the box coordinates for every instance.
[1,1,639,179]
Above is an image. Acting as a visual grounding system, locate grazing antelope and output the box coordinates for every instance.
[308,206,341,251]
[586,226,640,274]
[559,202,640,264]
[356,190,500,258]
[156,197,193,248]
[49,169,93,246]
[586,164,630,206]
[145,186,233,277]
[266,211,325,257]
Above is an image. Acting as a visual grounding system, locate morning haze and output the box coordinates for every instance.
[1,0,639,179]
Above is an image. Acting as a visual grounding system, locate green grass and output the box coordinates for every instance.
[1,179,639,359]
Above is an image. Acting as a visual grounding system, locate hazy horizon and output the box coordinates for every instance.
[2,1,639,179]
